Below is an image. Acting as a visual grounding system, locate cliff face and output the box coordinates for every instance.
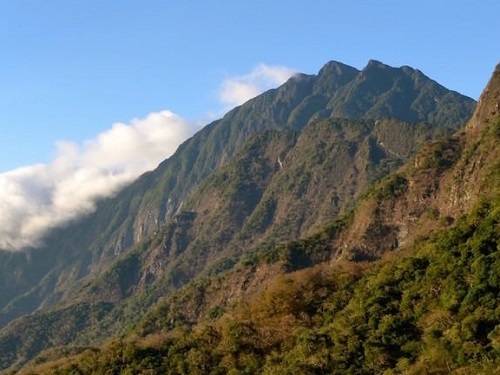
[336,65,500,262]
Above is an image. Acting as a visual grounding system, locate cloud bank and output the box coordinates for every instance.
[0,63,295,251]
[0,111,194,250]
[219,64,296,107]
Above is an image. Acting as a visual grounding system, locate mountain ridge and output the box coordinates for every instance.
[0,59,479,371]
[8,61,499,375]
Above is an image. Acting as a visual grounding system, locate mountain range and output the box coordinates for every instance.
[1,59,498,374]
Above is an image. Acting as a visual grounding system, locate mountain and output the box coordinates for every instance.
[0,60,477,371]
[14,63,499,375]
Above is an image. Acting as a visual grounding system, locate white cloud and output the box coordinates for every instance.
[0,63,296,251]
[219,64,297,107]
[0,110,194,250]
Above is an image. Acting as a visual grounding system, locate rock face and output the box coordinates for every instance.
[468,63,500,132]
[0,60,479,371]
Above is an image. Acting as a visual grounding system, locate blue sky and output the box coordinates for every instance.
[1,0,499,171]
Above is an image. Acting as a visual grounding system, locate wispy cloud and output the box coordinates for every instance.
[0,110,194,250]
[219,64,296,107]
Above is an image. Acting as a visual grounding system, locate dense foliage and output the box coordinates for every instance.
[23,195,499,374]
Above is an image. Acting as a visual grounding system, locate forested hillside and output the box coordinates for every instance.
[14,63,499,375]
[0,60,488,373]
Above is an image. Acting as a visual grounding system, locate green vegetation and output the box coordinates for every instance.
[23,196,499,374]
[415,138,462,171]
[252,216,350,269]
[373,174,408,200]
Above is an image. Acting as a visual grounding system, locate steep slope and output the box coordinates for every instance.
[119,118,440,292]
[0,61,475,329]
[0,116,443,371]
[131,63,499,340]
[16,63,499,375]
[0,61,479,372]
[25,200,499,375]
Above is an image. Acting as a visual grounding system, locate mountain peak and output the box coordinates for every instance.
[318,60,359,77]
[312,60,360,95]
[363,60,423,78]
[324,59,475,127]
[365,59,388,68]
[360,60,416,79]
